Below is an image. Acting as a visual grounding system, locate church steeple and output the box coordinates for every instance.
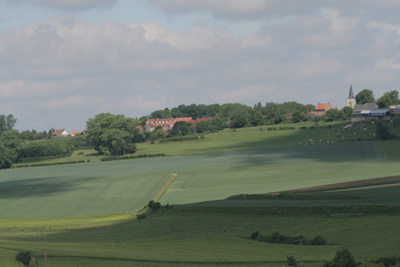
[346,85,356,108]
[348,85,355,99]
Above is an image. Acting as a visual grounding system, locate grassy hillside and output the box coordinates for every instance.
[1,141,399,218]
[1,206,399,266]
[1,121,400,266]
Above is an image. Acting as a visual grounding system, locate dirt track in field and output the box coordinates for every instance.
[283,175,400,193]
[153,173,178,202]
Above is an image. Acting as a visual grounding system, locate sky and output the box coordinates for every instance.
[0,0,399,132]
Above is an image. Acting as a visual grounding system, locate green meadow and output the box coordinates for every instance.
[1,123,400,266]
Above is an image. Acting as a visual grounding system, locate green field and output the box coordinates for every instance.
[1,124,400,266]
[1,141,399,218]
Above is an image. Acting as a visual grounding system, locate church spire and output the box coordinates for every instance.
[346,85,356,109]
[348,85,355,99]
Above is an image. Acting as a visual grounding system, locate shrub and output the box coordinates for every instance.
[136,213,146,219]
[311,236,327,245]
[15,251,32,266]
[287,256,298,267]
[152,202,161,210]
[332,248,357,267]
[250,231,260,240]
[267,127,277,131]
[372,256,400,267]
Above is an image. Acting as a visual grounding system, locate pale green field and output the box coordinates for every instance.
[1,141,398,218]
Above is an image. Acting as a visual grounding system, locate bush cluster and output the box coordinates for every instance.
[159,136,199,143]
[101,153,166,162]
[20,141,72,158]
[279,127,296,130]
[13,160,88,168]
[250,231,327,246]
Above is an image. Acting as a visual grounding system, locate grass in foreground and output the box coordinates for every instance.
[1,204,399,266]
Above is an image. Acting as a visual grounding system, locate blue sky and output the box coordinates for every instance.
[1,0,400,131]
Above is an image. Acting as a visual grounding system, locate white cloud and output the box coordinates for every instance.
[149,0,276,18]
[4,0,118,10]
[1,11,400,131]
[149,0,400,21]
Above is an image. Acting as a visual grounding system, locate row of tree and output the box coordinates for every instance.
[355,89,400,107]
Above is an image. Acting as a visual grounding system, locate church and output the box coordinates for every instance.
[346,85,356,109]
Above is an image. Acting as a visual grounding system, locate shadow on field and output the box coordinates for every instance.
[240,141,383,164]
[202,141,384,169]
[0,176,101,199]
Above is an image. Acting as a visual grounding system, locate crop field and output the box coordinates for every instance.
[1,141,399,218]
[1,124,400,266]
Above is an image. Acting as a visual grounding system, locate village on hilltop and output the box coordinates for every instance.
[52,85,400,137]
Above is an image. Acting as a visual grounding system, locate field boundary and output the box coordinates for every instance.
[280,175,400,193]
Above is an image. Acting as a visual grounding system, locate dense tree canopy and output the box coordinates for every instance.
[86,113,140,155]
[376,90,399,108]
[0,114,17,135]
[356,89,375,104]
[0,130,21,169]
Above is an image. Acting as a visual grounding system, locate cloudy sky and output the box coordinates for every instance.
[1,0,399,131]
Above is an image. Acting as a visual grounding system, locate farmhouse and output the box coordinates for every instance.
[350,103,390,123]
[52,129,70,137]
[71,131,83,136]
[144,117,213,132]
[311,102,333,117]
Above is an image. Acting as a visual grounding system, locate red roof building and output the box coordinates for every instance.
[313,103,333,116]
[71,131,83,136]
[144,117,213,132]
[52,129,70,137]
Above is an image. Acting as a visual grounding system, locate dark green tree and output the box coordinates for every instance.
[262,103,283,124]
[86,113,140,155]
[0,130,21,169]
[170,121,191,136]
[208,115,226,131]
[356,89,375,104]
[342,106,354,120]
[250,111,264,126]
[0,114,17,135]
[292,111,308,123]
[376,120,393,140]
[376,90,399,108]
[332,248,357,267]
[287,256,298,267]
[15,251,32,266]
[229,106,250,128]
[150,128,167,141]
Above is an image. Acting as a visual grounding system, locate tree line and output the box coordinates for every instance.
[1,88,398,169]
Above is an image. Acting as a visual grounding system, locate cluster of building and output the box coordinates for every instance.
[309,85,400,123]
[51,117,213,137]
[53,85,400,138]
[143,117,213,133]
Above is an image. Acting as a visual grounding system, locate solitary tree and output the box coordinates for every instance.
[86,113,139,155]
